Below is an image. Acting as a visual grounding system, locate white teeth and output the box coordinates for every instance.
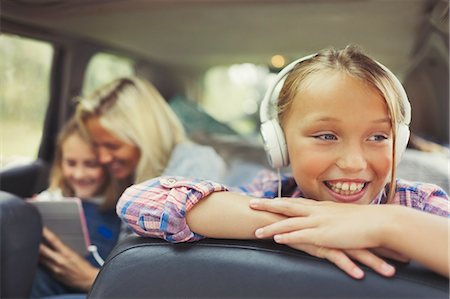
[327,181,365,195]
[341,183,349,191]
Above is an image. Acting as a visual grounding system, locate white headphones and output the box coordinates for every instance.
[260,53,411,169]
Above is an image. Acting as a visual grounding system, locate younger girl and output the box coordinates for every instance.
[32,117,121,298]
[116,46,449,278]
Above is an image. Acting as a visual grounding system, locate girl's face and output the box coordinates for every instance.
[61,133,106,199]
[284,71,392,205]
[86,117,140,180]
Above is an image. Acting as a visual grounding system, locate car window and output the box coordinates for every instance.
[200,63,275,136]
[0,33,53,169]
[82,52,135,96]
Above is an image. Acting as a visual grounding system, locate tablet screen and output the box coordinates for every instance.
[28,197,90,256]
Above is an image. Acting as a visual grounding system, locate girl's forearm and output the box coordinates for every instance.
[380,206,449,277]
[186,192,286,239]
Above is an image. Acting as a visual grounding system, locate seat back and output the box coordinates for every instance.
[0,191,42,298]
[88,236,449,299]
[0,159,50,198]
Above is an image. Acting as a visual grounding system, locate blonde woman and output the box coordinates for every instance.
[76,76,225,194]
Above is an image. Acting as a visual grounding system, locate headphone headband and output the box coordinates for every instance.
[259,54,317,123]
[260,53,411,125]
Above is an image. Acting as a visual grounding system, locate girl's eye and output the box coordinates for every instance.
[105,143,120,151]
[65,159,77,167]
[85,160,100,168]
[314,134,337,141]
[368,134,388,142]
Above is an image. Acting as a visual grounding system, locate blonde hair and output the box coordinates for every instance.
[48,117,114,210]
[76,76,186,185]
[277,45,409,202]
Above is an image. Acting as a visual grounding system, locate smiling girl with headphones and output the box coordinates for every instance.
[117,45,449,279]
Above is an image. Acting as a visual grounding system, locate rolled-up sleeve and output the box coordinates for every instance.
[116,176,228,242]
[394,179,449,217]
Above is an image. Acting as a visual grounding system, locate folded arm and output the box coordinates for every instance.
[117,176,395,279]
[116,176,284,241]
[186,191,286,239]
[382,206,449,277]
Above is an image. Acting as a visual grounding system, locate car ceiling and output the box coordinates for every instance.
[1,0,447,75]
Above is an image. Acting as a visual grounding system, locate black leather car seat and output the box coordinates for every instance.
[0,191,42,298]
[88,235,449,298]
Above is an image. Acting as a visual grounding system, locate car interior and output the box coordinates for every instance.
[1,0,449,298]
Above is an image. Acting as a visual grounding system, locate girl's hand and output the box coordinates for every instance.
[39,227,99,291]
[370,247,410,263]
[250,197,387,249]
[249,198,397,278]
[287,243,395,279]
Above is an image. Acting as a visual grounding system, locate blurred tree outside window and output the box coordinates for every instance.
[0,34,53,169]
[82,52,135,96]
[200,63,272,136]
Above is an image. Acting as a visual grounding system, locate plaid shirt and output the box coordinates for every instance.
[117,170,449,243]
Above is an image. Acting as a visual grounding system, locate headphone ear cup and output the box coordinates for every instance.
[395,124,410,165]
[260,120,289,168]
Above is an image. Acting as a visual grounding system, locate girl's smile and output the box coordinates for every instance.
[61,133,106,199]
[323,179,369,203]
[284,70,393,205]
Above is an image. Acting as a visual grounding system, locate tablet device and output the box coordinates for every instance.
[27,197,90,256]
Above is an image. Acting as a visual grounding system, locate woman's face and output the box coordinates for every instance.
[86,117,140,180]
[283,71,393,205]
[61,133,106,199]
